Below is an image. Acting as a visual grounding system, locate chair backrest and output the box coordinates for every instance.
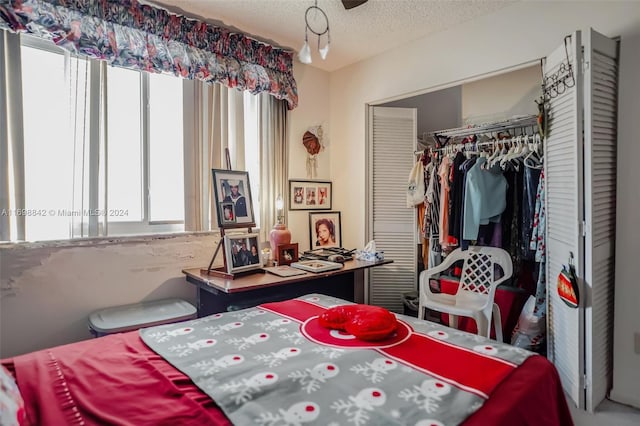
[460,246,513,294]
[455,246,513,296]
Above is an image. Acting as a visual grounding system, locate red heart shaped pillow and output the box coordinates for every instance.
[319,304,398,341]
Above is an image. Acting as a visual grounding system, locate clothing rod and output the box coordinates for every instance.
[428,115,538,139]
[431,132,541,152]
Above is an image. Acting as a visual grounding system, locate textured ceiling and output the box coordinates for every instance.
[151,0,517,72]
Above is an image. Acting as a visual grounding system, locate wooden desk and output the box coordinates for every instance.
[182,259,393,317]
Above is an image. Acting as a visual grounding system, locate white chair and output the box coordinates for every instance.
[418,246,513,341]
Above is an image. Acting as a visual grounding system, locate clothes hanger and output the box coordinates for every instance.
[524,133,544,169]
[484,137,501,167]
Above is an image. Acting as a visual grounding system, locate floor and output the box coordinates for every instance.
[569,399,640,426]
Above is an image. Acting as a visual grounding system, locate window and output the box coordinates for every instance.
[2,33,264,243]
[20,40,74,241]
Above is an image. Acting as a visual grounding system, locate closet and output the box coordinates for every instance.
[367,28,619,412]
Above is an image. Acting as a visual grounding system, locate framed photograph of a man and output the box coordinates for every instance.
[212,169,256,228]
[289,180,332,211]
[219,202,236,225]
[224,233,263,274]
[309,211,341,249]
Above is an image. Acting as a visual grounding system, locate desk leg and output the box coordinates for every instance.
[353,269,365,304]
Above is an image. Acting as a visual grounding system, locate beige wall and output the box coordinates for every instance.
[287,64,331,251]
[329,1,639,408]
[462,65,541,124]
[0,234,219,357]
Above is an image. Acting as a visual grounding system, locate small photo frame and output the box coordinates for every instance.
[276,243,299,266]
[219,202,236,225]
[309,211,341,249]
[212,169,256,228]
[224,233,263,274]
[289,180,332,210]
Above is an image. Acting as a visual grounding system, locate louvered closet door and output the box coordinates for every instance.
[367,106,417,312]
[583,28,618,412]
[544,31,586,409]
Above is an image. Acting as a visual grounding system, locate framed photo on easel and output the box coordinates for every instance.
[212,169,256,228]
[224,233,263,274]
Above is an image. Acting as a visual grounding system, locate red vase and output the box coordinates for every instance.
[269,223,292,256]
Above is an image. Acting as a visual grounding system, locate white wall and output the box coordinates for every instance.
[287,64,331,251]
[329,1,640,408]
[0,233,218,357]
[381,85,461,136]
[462,65,541,123]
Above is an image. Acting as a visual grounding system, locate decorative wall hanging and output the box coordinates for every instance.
[302,125,325,178]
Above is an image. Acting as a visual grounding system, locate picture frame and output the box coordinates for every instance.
[276,243,299,266]
[309,211,341,249]
[212,169,256,228]
[290,260,343,273]
[289,180,332,210]
[224,233,263,274]
[219,202,236,225]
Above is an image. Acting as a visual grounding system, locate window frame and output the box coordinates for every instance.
[19,34,189,239]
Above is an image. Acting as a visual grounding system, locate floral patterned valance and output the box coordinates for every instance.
[0,0,298,109]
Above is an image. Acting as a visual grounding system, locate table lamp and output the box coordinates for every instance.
[269,195,291,257]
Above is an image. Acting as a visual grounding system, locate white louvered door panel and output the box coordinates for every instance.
[367,107,417,312]
[583,28,618,412]
[544,32,586,409]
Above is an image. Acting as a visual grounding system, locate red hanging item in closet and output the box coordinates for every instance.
[557,256,579,308]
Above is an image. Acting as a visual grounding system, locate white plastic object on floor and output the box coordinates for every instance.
[88,298,197,337]
[418,246,513,341]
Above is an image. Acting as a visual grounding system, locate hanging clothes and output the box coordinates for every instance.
[529,169,546,263]
[448,152,466,242]
[462,157,508,241]
[458,156,477,250]
[426,156,442,267]
[520,167,542,259]
[438,155,454,248]
[530,169,547,317]
[501,169,523,278]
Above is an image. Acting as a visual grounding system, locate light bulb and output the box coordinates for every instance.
[298,41,312,64]
[319,42,330,60]
[275,195,284,212]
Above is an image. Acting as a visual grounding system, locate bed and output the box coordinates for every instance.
[2,294,573,425]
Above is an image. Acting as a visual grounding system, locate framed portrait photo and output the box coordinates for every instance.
[212,169,256,228]
[309,211,341,249]
[224,233,263,274]
[219,202,236,225]
[289,180,332,211]
[276,243,299,266]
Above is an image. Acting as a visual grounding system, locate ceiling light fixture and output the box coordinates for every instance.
[299,0,330,64]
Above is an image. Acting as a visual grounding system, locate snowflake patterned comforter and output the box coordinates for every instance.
[139,294,535,426]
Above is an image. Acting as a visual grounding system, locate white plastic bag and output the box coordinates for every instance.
[511,296,545,351]
[406,161,426,207]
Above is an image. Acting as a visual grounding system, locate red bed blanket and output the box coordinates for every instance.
[3,331,572,425]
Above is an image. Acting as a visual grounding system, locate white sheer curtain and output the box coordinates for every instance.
[258,94,289,243]
[69,56,106,238]
[184,82,247,231]
[0,30,25,241]
[184,83,288,236]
